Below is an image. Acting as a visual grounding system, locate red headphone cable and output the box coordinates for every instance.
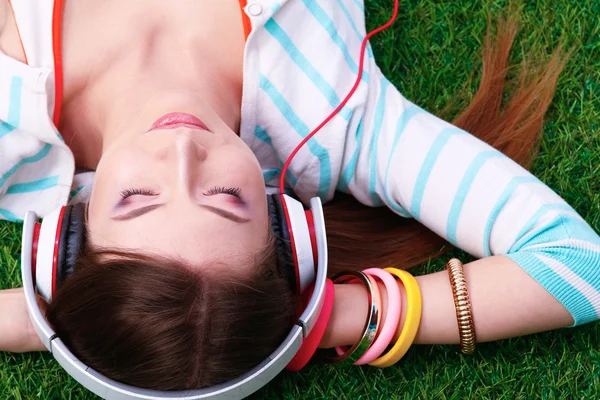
[279,0,400,193]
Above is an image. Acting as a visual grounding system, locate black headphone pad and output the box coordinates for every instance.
[55,204,87,288]
[267,195,297,293]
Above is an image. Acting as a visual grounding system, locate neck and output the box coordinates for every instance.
[99,66,242,149]
[61,36,242,170]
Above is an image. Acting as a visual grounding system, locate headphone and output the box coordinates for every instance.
[21,194,328,400]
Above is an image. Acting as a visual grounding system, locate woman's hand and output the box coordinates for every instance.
[0,288,46,352]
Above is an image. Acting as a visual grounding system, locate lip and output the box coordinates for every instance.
[147,113,211,132]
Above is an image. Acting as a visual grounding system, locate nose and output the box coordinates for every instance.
[176,133,208,197]
[176,133,208,162]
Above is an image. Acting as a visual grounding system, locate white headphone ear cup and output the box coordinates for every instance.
[281,195,316,293]
[36,207,64,302]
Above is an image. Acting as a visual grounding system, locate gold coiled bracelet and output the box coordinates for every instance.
[446,258,476,354]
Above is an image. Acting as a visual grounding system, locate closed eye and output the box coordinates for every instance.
[203,186,242,199]
[203,186,245,205]
[120,188,158,200]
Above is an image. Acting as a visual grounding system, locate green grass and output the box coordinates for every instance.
[1,0,600,398]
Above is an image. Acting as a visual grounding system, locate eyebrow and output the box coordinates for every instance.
[112,204,164,221]
[200,205,251,223]
[111,204,250,223]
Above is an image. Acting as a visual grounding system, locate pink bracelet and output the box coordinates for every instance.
[334,273,383,357]
[353,268,401,365]
[286,279,335,372]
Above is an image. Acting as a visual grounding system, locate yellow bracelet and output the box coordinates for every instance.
[369,268,422,368]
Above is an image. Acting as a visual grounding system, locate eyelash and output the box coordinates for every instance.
[203,186,242,199]
[119,186,242,200]
[119,188,157,199]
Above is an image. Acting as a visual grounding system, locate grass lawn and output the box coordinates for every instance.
[1,0,599,398]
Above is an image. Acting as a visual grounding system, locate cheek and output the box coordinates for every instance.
[239,156,266,187]
[94,142,156,189]
[95,145,126,181]
[91,153,123,203]
[87,169,113,231]
[88,147,137,222]
[215,145,263,181]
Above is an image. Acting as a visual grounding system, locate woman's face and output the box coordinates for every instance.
[87,92,270,271]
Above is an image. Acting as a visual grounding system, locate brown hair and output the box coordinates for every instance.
[47,11,567,392]
[46,243,295,390]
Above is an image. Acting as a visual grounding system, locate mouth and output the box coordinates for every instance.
[147,113,211,133]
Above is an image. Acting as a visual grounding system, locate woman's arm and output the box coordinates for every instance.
[337,62,600,328]
[0,288,46,352]
[321,256,574,348]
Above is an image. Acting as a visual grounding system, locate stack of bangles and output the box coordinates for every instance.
[287,259,476,371]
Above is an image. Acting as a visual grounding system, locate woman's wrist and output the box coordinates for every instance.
[0,288,46,352]
[319,280,408,349]
[319,284,365,348]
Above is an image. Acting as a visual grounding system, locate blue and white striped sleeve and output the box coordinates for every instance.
[338,69,600,326]
[0,57,76,221]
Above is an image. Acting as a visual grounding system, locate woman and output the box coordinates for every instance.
[1,0,598,394]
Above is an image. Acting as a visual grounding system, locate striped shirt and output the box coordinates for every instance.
[2,0,600,326]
